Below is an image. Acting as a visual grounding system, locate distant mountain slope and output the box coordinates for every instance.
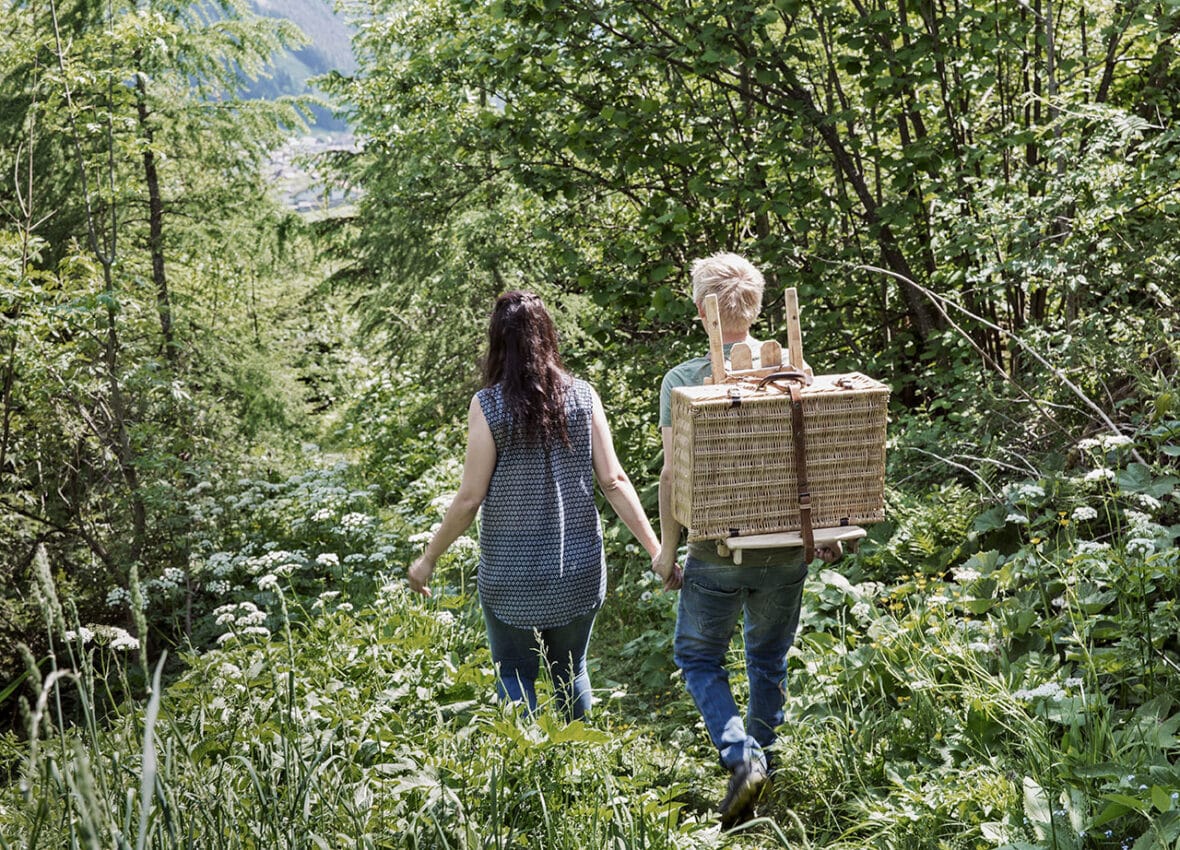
[246,0,357,130]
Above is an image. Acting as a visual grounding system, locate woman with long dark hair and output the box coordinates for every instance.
[408,291,680,719]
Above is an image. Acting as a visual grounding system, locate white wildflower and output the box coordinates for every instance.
[640,590,654,603]
[1064,677,1083,688]
[1005,513,1030,525]
[1076,541,1112,555]
[1020,484,1045,500]
[408,531,432,544]
[851,601,872,621]
[205,579,231,595]
[311,508,333,522]
[1071,506,1098,522]
[335,603,354,613]
[1013,682,1066,701]
[1084,468,1116,483]
[208,552,236,578]
[239,607,266,627]
[65,626,96,645]
[1100,434,1133,449]
[967,641,993,653]
[1003,482,1045,502]
[1076,438,1101,451]
[106,587,131,609]
[319,590,341,602]
[451,536,478,556]
[1134,494,1162,512]
[1124,511,1164,540]
[106,627,139,651]
[340,512,371,531]
[316,553,340,568]
[257,574,280,592]
[953,567,981,583]
[1126,538,1155,558]
[435,610,455,626]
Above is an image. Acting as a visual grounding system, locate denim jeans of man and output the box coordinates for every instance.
[482,601,599,720]
[673,555,808,771]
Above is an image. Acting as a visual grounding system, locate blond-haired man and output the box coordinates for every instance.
[655,253,829,827]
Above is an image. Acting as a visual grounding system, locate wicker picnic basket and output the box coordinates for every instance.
[669,291,889,546]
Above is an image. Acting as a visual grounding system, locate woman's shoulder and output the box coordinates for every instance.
[475,384,503,415]
[568,376,598,402]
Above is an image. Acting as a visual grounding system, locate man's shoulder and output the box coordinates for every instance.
[661,355,712,391]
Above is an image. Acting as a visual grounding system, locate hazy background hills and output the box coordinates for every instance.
[246,0,357,131]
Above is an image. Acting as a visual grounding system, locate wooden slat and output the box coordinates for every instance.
[760,340,782,368]
[731,342,753,371]
[726,525,868,564]
[784,287,804,373]
[703,293,726,384]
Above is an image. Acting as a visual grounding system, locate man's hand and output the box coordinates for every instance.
[408,555,435,596]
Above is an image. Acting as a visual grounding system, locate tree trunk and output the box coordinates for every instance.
[136,71,176,368]
[782,82,941,338]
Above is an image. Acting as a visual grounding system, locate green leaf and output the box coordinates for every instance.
[1022,776,1052,831]
[1102,793,1150,814]
[1151,785,1174,813]
[1088,800,1132,829]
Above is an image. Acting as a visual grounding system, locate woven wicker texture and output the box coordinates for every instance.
[671,372,889,542]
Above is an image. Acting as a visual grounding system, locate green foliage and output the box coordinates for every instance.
[3,1,1180,847]
[1,545,712,848]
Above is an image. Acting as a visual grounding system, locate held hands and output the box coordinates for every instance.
[408,555,435,597]
[816,541,844,564]
[651,549,683,591]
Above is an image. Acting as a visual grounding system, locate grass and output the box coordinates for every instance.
[1,436,1177,849]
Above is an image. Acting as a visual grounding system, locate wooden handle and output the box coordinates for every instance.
[703,293,726,384]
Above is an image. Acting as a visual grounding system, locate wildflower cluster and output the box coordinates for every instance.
[213,601,271,644]
[63,624,140,651]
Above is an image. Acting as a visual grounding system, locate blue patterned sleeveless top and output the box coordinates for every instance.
[476,378,605,629]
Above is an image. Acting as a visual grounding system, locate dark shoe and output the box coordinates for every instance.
[718,758,768,828]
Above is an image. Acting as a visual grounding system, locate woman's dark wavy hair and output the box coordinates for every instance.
[482,291,571,447]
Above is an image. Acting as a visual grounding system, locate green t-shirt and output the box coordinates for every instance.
[659,341,805,569]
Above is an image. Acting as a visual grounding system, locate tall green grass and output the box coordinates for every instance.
[1,546,716,849]
[2,427,1177,849]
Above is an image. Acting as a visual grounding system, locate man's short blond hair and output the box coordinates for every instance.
[691,252,764,329]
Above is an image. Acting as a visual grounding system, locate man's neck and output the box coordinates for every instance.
[721,328,751,345]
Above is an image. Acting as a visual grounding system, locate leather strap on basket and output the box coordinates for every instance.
[755,371,808,391]
[786,381,815,563]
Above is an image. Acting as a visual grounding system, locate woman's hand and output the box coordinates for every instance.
[816,541,844,564]
[651,549,683,591]
[408,555,435,597]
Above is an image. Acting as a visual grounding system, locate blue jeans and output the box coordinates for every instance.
[482,601,599,720]
[673,555,808,771]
